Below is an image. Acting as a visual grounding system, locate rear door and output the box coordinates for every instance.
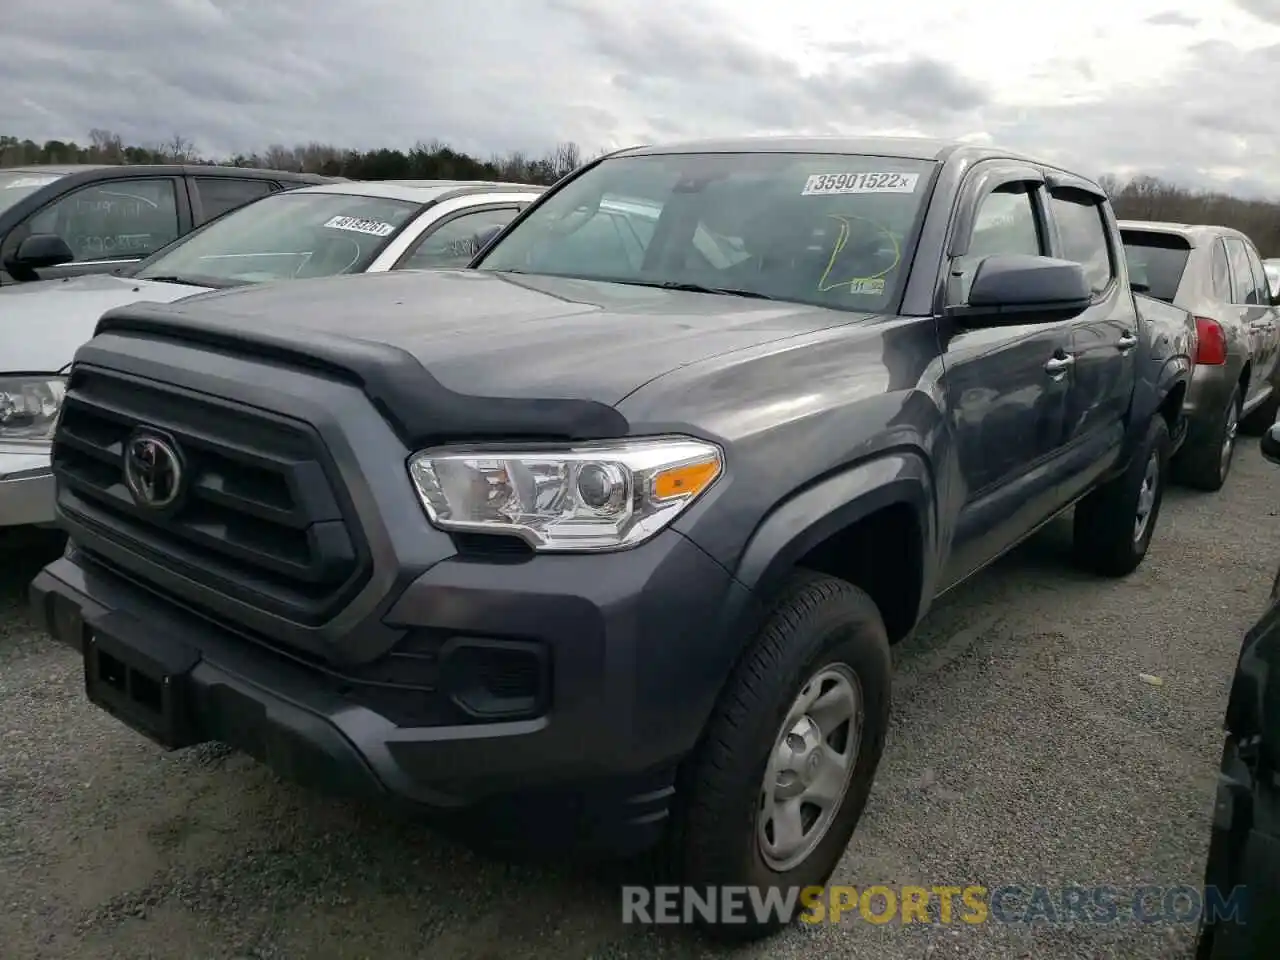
[1047,181,1138,502]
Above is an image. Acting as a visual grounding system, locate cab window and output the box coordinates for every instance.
[24,178,180,262]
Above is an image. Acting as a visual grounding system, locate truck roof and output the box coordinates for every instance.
[615,135,1043,165]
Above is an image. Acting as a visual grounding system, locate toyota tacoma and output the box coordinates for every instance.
[30,137,1192,940]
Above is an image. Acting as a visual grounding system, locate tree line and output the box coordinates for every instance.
[4,130,1280,255]
[0,129,593,186]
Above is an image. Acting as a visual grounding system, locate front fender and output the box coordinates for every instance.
[733,449,938,623]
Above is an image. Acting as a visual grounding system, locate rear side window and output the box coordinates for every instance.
[1050,192,1113,293]
[1119,231,1190,303]
[1223,237,1254,304]
[194,177,275,221]
[1210,240,1232,301]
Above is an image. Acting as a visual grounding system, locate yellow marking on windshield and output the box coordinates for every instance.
[816,215,901,293]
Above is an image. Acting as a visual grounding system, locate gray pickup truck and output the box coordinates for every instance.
[31,137,1193,940]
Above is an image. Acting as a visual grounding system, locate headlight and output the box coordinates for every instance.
[407,436,723,552]
[0,376,66,443]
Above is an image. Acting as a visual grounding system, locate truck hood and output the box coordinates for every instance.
[116,269,872,403]
[1,273,209,372]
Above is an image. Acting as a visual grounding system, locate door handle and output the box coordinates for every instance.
[1044,353,1075,376]
[1117,332,1139,351]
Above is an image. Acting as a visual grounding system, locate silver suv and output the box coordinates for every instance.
[1120,221,1280,490]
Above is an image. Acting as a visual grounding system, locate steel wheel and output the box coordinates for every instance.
[757,663,863,872]
[1133,451,1160,542]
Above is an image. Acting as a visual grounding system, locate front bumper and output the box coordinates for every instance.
[30,530,756,854]
[0,446,56,527]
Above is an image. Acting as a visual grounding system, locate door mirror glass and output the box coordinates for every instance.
[11,233,75,269]
[948,254,1093,326]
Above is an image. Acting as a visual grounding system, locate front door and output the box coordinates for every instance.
[1,177,187,281]
[939,171,1076,588]
[1048,183,1139,502]
[1197,425,1280,957]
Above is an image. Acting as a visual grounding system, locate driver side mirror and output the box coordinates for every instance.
[946,254,1093,326]
[9,233,75,271]
[470,224,505,260]
[1262,421,1280,465]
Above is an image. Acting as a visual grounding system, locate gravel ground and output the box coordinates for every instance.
[1,440,1275,960]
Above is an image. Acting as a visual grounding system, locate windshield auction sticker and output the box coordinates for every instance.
[322,215,396,237]
[802,173,920,195]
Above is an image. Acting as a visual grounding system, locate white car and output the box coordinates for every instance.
[0,179,544,528]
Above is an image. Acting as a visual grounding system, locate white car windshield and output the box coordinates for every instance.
[134,191,421,287]
[476,151,937,312]
[0,171,66,214]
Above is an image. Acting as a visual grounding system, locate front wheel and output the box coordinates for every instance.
[1073,415,1171,577]
[668,571,892,942]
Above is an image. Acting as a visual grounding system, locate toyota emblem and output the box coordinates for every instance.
[123,433,184,508]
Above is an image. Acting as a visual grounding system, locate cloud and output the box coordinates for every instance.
[1146,11,1199,26]
[2,0,1280,196]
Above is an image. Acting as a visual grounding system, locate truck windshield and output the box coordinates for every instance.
[1121,231,1191,303]
[133,191,421,288]
[0,171,66,214]
[476,151,938,313]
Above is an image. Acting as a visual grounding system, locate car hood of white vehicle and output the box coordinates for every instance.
[0,273,211,373]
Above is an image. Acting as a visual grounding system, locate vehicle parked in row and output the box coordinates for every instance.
[1263,257,1280,300]
[1120,221,1280,490]
[31,136,1192,940]
[0,164,336,285]
[0,179,544,529]
[1196,419,1280,959]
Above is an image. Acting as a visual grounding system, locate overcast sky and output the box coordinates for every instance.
[3,0,1279,195]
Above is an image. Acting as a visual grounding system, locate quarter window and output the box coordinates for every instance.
[1242,241,1271,306]
[1209,240,1232,301]
[1049,192,1113,293]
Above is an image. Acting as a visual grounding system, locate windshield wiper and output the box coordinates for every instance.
[613,280,779,300]
[136,275,208,287]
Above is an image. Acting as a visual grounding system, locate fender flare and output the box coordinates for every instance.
[733,449,938,607]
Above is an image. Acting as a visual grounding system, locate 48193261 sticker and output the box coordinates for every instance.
[322,215,397,237]
[801,172,920,196]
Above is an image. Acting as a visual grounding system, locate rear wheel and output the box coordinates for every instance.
[668,571,891,942]
[1172,386,1240,492]
[1073,415,1171,577]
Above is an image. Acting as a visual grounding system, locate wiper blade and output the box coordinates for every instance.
[618,280,778,300]
[136,275,206,287]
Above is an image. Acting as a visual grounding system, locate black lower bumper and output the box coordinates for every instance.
[30,531,756,855]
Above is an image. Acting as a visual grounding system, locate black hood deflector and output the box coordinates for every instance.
[94,302,631,447]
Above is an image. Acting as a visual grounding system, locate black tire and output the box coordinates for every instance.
[1239,385,1280,436]
[1073,415,1171,577]
[1172,385,1240,492]
[667,571,892,942]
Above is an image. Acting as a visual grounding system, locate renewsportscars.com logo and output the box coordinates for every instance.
[621,884,1251,926]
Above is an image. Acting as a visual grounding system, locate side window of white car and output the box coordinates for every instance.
[397,207,521,270]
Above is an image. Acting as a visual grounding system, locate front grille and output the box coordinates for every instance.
[52,366,370,624]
